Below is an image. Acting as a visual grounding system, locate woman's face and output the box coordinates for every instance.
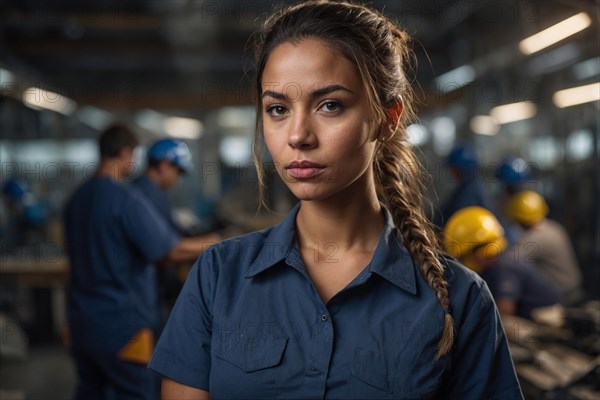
[261,38,378,202]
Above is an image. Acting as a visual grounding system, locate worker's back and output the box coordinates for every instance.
[64,176,177,352]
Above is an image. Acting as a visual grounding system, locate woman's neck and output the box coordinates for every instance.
[295,189,384,254]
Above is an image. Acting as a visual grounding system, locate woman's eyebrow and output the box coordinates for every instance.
[262,90,286,100]
[261,84,353,100]
[310,84,353,98]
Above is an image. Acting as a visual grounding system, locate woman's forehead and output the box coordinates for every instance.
[261,38,361,96]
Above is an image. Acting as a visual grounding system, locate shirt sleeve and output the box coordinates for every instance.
[148,248,216,390]
[442,282,523,400]
[121,191,180,263]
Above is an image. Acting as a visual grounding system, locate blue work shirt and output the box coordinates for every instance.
[149,203,522,399]
[480,249,560,319]
[64,176,179,353]
[132,174,182,235]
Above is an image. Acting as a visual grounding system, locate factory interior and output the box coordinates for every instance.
[0,0,599,399]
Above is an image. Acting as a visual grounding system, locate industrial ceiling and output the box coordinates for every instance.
[1,0,597,116]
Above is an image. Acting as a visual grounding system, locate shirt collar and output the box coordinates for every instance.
[369,207,418,295]
[244,203,418,296]
[244,203,300,278]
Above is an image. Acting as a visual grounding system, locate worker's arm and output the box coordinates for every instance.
[162,377,209,400]
[163,232,221,264]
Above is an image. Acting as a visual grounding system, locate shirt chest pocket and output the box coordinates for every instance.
[350,346,446,399]
[351,348,394,397]
[210,336,288,398]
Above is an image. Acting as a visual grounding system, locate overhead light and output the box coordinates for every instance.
[219,136,253,167]
[76,106,113,130]
[217,106,255,130]
[528,136,561,170]
[490,101,537,124]
[164,116,203,139]
[406,124,429,146]
[23,87,76,115]
[136,110,203,139]
[519,12,591,55]
[566,129,593,162]
[434,65,476,93]
[136,109,165,133]
[470,115,499,136]
[431,116,456,156]
[552,82,600,108]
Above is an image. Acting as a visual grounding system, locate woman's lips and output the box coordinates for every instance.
[285,160,326,179]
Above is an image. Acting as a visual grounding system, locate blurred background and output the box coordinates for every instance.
[0,0,598,399]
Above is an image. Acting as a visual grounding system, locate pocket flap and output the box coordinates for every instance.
[352,348,392,393]
[214,337,288,373]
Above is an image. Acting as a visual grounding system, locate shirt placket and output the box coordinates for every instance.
[287,247,377,399]
[302,308,334,398]
[284,249,334,398]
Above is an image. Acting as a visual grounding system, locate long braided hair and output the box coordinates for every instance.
[251,0,453,359]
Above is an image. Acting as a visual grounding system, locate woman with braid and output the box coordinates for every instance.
[149,1,522,398]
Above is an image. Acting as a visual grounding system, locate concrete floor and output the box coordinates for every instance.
[0,344,76,400]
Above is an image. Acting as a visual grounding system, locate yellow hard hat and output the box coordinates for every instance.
[443,206,507,272]
[506,190,549,226]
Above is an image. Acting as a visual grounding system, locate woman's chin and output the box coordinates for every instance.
[289,188,331,202]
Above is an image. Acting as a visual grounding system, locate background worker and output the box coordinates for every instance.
[63,124,219,400]
[506,190,584,306]
[132,138,221,314]
[495,156,533,242]
[434,145,496,228]
[444,206,559,319]
[496,156,533,196]
[133,139,192,234]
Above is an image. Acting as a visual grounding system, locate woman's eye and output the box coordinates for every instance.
[266,105,288,116]
[320,101,342,113]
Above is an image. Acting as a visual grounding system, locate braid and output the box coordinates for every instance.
[375,139,454,359]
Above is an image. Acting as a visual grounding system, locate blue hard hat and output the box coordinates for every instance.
[496,157,531,186]
[2,178,29,201]
[446,146,479,171]
[147,139,192,173]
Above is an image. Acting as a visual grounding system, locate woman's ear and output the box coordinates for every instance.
[379,99,404,141]
[388,99,404,132]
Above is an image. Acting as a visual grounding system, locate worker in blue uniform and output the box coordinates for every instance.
[149,2,522,398]
[132,138,221,317]
[495,156,533,242]
[444,206,560,319]
[132,139,192,234]
[63,124,219,400]
[434,145,496,227]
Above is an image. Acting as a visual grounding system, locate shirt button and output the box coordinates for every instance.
[320,314,329,322]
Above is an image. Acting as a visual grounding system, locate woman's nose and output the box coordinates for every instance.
[288,113,317,149]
